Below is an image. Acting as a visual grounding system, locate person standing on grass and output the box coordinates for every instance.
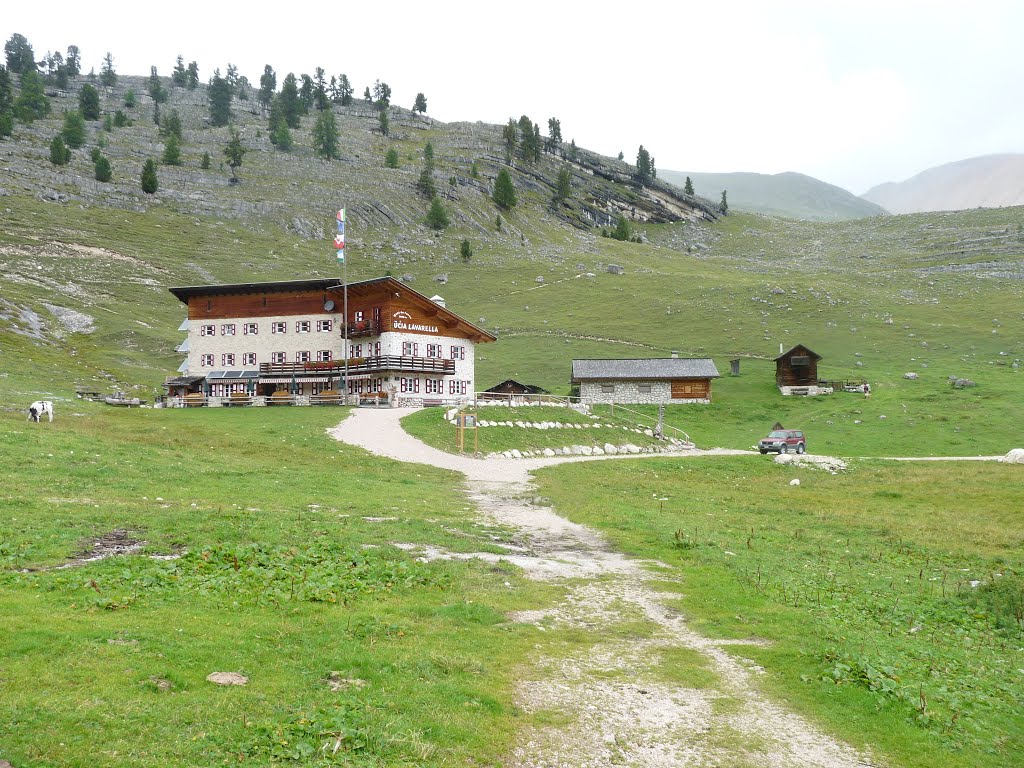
[863,382,871,398]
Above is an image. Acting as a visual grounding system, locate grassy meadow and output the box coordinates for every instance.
[0,405,563,767]
[532,456,1024,768]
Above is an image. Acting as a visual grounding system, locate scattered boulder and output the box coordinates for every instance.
[399,273,415,283]
[607,264,624,275]
[789,479,801,486]
[206,672,248,686]
[535,276,545,283]
[287,216,325,240]
[603,443,618,455]
[999,448,1024,464]
[904,372,919,380]
[434,273,448,284]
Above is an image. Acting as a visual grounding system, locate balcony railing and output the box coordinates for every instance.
[343,322,380,338]
[259,356,455,376]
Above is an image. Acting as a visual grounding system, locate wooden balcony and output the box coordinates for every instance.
[259,355,455,376]
[343,322,380,338]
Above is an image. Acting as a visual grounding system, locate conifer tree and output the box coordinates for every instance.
[161,109,183,140]
[546,117,562,154]
[492,168,517,210]
[611,216,631,241]
[124,89,136,108]
[200,151,211,169]
[551,165,572,209]
[683,176,694,195]
[312,109,339,159]
[224,128,246,181]
[148,66,167,103]
[313,67,329,111]
[385,148,399,168]
[141,158,158,193]
[61,109,86,148]
[502,119,517,164]
[65,45,81,77]
[49,134,71,165]
[460,239,473,262]
[100,52,117,88]
[425,197,449,230]
[335,74,353,105]
[417,142,436,198]
[186,61,199,89]
[258,65,276,111]
[299,74,314,112]
[279,74,301,128]
[4,34,36,75]
[94,154,111,182]
[78,83,99,120]
[378,109,389,136]
[162,134,182,165]
[172,55,187,86]
[15,69,49,121]
[635,145,653,186]
[412,92,427,114]
[372,80,391,109]
[208,69,232,127]
[719,189,728,214]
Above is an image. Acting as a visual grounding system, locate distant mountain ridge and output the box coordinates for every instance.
[659,169,886,221]
[860,154,1024,214]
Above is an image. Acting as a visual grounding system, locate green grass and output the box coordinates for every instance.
[0,406,559,767]
[532,456,1024,768]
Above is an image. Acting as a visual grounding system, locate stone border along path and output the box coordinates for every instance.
[329,408,875,767]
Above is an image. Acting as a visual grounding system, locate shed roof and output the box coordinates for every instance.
[571,358,720,381]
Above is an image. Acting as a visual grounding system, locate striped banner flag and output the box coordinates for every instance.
[334,208,346,261]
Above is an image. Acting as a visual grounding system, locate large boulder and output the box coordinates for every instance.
[999,448,1024,464]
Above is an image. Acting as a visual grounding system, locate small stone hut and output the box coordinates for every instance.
[571,357,720,404]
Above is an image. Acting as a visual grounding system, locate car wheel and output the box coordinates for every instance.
[779,444,788,454]
[796,443,805,454]
[759,449,767,454]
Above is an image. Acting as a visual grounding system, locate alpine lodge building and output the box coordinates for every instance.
[165,277,495,406]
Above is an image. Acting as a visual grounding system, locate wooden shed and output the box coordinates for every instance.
[775,344,822,387]
[483,379,549,396]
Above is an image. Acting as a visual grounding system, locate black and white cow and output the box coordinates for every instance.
[28,400,54,423]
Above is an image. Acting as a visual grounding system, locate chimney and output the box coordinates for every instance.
[671,350,679,359]
[779,343,784,355]
[430,295,446,308]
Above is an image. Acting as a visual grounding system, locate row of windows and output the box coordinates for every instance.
[200,320,335,337]
[199,351,333,367]
[400,342,466,359]
[399,378,469,395]
[347,342,381,358]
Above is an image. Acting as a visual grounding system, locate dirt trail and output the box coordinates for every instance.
[329,408,874,767]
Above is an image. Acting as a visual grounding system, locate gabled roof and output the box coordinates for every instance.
[168,276,495,343]
[572,358,720,382]
[774,344,822,361]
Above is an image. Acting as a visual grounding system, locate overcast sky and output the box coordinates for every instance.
[4,1,1022,194]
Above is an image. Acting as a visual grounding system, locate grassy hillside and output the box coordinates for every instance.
[1,73,1022,454]
[660,169,888,221]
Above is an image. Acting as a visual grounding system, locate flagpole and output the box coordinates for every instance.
[335,208,348,403]
[343,243,349,402]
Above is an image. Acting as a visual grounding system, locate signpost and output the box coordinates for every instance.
[456,412,478,453]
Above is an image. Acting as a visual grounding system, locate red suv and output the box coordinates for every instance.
[758,429,806,454]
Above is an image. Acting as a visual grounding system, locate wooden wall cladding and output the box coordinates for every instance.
[671,379,711,398]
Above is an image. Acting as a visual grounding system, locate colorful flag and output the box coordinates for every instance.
[334,209,346,261]
[337,208,346,223]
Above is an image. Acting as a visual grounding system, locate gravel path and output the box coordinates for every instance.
[329,408,875,767]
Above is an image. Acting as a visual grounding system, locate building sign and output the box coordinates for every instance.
[393,310,438,334]
[393,320,439,333]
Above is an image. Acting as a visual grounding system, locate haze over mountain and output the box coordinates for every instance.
[861,154,1024,214]
[659,170,886,222]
